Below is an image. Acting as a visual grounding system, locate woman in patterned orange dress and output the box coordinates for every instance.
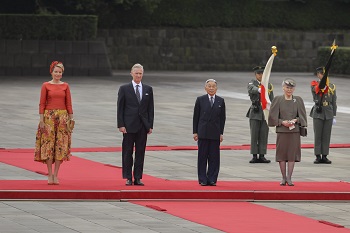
[34,61,74,185]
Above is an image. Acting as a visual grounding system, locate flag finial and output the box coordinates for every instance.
[271,46,278,56]
[318,40,338,91]
[330,39,338,52]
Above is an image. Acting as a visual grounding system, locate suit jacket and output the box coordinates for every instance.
[117,82,154,133]
[193,94,226,140]
[246,79,274,120]
[309,81,337,120]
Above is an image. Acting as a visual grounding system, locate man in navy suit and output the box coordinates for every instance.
[117,63,154,186]
[193,79,226,186]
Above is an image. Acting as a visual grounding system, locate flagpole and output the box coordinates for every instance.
[319,40,338,90]
[261,46,278,123]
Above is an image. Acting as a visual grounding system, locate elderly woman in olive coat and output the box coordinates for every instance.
[268,78,307,186]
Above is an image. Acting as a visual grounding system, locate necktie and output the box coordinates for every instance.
[136,85,141,103]
[210,96,214,107]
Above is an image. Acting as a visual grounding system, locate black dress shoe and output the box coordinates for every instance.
[259,156,271,163]
[314,155,322,164]
[209,182,216,186]
[322,158,332,164]
[314,158,322,164]
[249,157,259,163]
[134,179,144,186]
[199,182,207,186]
[125,179,132,186]
[322,156,332,164]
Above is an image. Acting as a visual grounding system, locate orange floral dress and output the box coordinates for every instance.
[34,110,72,163]
[34,82,73,163]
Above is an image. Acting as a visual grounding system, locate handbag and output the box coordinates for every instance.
[296,107,307,137]
[67,119,75,133]
[299,126,307,137]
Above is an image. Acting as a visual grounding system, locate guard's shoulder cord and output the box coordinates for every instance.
[328,83,335,94]
[268,83,273,94]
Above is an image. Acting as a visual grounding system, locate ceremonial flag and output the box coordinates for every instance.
[317,40,338,93]
[260,46,277,122]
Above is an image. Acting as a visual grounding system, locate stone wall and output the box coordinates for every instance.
[98,28,350,72]
[0,40,112,76]
[1,28,349,76]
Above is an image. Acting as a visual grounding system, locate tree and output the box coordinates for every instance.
[34,0,161,15]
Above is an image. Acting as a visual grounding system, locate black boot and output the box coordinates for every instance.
[322,155,332,164]
[314,155,322,164]
[259,154,271,163]
[249,154,259,163]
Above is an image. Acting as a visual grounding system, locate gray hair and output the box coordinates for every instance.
[205,79,217,86]
[131,63,144,72]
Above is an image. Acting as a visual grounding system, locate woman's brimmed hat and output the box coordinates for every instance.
[283,78,296,87]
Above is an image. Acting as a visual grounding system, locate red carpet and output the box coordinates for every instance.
[132,201,350,233]
[2,147,350,232]
[1,150,350,200]
[1,142,350,153]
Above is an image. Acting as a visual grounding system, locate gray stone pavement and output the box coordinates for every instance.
[1,71,350,232]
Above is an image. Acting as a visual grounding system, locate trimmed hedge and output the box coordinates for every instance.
[0,14,98,40]
[1,1,350,38]
[318,47,350,75]
[100,0,350,29]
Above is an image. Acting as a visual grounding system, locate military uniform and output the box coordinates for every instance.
[310,67,337,164]
[246,68,274,163]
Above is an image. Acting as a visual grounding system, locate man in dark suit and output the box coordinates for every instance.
[117,63,154,186]
[193,79,226,186]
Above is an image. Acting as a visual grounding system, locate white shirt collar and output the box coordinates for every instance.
[132,80,142,88]
[208,94,215,100]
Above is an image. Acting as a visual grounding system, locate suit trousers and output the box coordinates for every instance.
[122,126,147,180]
[249,119,269,155]
[313,118,333,155]
[197,139,220,184]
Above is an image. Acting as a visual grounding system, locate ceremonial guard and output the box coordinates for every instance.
[246,66,274,163]
[310,67,337,164]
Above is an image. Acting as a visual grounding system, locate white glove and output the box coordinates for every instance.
[333,118,336,125]
[258,87,261,93]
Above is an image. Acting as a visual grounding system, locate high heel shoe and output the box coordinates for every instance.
[48,175,54,185]
[280,179,286,186]
[53,176,59,185]
[286,180,294,186]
